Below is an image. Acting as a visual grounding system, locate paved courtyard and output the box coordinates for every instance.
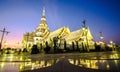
[0,51,120,72]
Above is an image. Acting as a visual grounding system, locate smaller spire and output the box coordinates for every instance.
[35,6,49,33]
[82,20,86,28]
[99,32,104,39]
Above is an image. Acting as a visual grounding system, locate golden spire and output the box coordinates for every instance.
[36,6,48,30]
[35,6,50,37]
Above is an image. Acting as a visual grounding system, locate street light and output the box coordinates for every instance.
[110,40,114,51]
[110,40,113,44]
[100,32,104,40]
[99,32,105,50]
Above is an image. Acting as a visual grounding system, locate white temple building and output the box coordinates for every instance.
[22,7,95,51]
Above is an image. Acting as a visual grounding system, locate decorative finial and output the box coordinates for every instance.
[82,20,86,28]
[42,6,45,16]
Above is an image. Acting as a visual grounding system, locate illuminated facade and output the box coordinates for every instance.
[22,7,94,50]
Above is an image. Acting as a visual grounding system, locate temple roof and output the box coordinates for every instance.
[64,29,83,42]
[47,27,66,39]
[64,28,93,42]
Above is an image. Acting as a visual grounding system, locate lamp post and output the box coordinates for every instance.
[99,32,105,50]
[110,40,113,51]
[99,32,104,40]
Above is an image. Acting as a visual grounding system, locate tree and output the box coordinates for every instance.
[23,48,28,52]
[44,41,51,53]
[18,49,22,54]
[76,41,79,51]
[72,42,75,51]
[81,42,85,52]
[94,42,101,51]
[104,43,110,51]
[64,40,67,50]
[31,45,39,54]
[40,43,42,51]
[53,37,59,52]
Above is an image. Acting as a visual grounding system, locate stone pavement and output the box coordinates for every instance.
[23,58,113,72]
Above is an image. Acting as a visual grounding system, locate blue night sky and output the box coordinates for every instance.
[0,0,120,47]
